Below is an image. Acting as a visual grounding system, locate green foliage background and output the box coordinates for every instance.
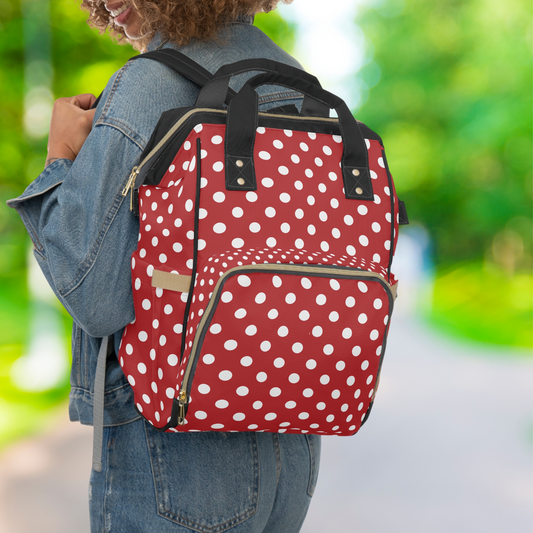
[356,0,532,268]
[356,0,532,347]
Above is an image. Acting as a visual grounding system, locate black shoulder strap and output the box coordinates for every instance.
[131,49,215,87]
[91,49,236,110]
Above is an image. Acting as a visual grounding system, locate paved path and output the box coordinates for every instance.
[0,318,531,533]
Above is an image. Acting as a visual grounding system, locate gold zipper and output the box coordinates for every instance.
[177,390,187,425]
[176,264,394,424]
[121,166,138,196]
[121,166,140,211]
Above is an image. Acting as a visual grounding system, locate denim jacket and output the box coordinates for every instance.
[8,17,304,426]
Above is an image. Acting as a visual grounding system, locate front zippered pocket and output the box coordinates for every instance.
[173,263,395,436]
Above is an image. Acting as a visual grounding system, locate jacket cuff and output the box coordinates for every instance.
[6,158,72,253]
[6,158,72,207]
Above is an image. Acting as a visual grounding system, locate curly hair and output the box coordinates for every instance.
[81,0,294,51]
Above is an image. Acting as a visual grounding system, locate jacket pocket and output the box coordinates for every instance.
[145,426,259,532]
[305,434,321,497]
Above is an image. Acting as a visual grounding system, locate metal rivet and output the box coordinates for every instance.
[237,178,245,185]
[352,169,360,176]
[355,187,363,195]
[236,160,244,168]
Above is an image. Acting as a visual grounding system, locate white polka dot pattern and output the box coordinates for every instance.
[182,270,389,434]
[119,122,400,437]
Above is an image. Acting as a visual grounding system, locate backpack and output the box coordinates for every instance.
[95,49,408,455]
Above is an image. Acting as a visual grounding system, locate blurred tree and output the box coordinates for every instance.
[356,0,532,269]
[0,0,27,280]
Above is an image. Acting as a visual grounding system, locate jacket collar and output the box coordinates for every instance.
[147,15,254,52]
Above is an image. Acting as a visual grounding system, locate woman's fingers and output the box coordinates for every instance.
[64,93,97,110]
[47,96,98,162]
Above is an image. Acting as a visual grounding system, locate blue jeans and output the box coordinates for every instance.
[89,418,321,532]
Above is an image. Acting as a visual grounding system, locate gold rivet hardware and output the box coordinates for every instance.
[352,169,360,176]
[237,178,245,185]
[356,187,363,195]
[236,160,244,168]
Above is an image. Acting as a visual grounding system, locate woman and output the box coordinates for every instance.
[8,1,320,532]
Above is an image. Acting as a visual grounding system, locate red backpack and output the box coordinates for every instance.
[116,51,408,437]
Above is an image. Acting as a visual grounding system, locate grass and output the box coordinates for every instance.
[428,262,533,350]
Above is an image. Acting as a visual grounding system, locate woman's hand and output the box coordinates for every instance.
[46,93,97,167]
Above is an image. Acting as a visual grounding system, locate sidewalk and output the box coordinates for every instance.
[0,317,531,533]
[304,318,532,533]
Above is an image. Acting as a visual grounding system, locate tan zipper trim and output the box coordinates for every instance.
[178,264,394,411]
[137,108,227,175]
[258,112,338,124]
[126,109,340,201]
[122,108,226,201]
[135,109,340,176]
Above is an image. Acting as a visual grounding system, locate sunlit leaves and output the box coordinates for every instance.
[357,0,532,266]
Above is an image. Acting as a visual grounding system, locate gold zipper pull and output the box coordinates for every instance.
[177,390,188,425]
[121,166,139,197]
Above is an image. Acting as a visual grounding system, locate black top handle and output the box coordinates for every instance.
[223,72,373,202]
[195,58,330,118]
